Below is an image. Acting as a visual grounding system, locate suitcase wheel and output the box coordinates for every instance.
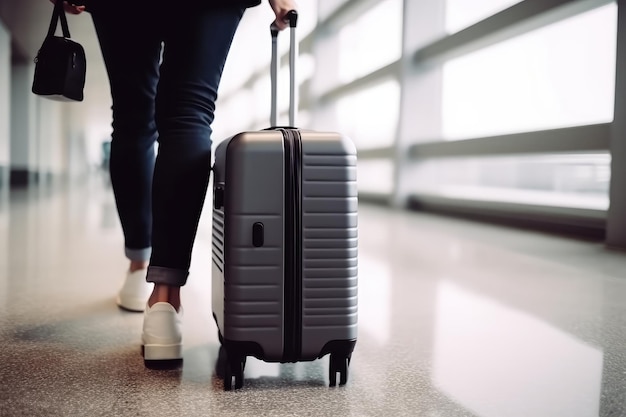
[224,353,246,391]
[329,353,351,387]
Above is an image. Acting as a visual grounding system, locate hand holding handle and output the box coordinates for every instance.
[48,0,86,15]
[269,0,298,31]
[271,9,298,34]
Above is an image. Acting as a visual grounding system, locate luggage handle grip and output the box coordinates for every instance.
[270,10,298,128]
[270,10,298,34]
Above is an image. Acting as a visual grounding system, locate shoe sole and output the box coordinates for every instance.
[144,358,183,370]
[142,343,183,360]
[116,296,146,312]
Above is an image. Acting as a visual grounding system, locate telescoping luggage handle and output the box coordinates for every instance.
[270,10,298,128]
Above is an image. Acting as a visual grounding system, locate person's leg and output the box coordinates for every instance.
[146,5,246,310]
[141,5,246,362]
[91,6,162,311]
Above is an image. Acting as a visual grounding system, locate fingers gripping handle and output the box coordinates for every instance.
[270,10,298,128]
[270,9,298,34]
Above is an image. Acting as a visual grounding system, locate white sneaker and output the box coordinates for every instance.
[142,302,183,360]
[116,269,151,312]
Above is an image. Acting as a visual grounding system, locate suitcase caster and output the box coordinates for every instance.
[224,352,246,391]
[329,353,351,387]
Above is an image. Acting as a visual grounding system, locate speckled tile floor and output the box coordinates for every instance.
[2,175,626,417]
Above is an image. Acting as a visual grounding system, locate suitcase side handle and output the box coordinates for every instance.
[270,10,298,128]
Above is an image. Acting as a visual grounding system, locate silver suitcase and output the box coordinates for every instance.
[211,11,358,390]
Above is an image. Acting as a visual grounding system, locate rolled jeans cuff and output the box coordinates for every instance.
[146,266,189,287]
[126,247,151,262]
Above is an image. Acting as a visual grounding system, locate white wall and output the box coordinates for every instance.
[0,18,10,186]
[9,61,69,180]
[10,63,37,173]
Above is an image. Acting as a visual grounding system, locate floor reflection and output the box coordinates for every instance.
[357,257,392,345]
[433,280,603,417]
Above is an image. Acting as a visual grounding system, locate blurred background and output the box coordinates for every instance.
[4,2,626,414]
[0,0,624,246]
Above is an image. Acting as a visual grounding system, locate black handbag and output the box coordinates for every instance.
[32,0,86,102]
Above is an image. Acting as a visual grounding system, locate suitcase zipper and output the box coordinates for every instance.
[282,129,302,362]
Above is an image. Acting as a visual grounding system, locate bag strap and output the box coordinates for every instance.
[47,0,71,39]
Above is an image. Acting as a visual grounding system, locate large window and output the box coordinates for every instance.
[335,80,400,150]
[312,0,402,96]
[337,0,402,83]
[400,3,618,212]
[405,153,610,210]
[442,3,617,140]
[445,0,523,33]
[317,0,349,20]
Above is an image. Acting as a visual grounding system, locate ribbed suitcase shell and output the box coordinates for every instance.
[211,128,357,387]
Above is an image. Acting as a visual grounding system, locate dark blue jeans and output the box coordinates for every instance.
[91,4,245,286]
